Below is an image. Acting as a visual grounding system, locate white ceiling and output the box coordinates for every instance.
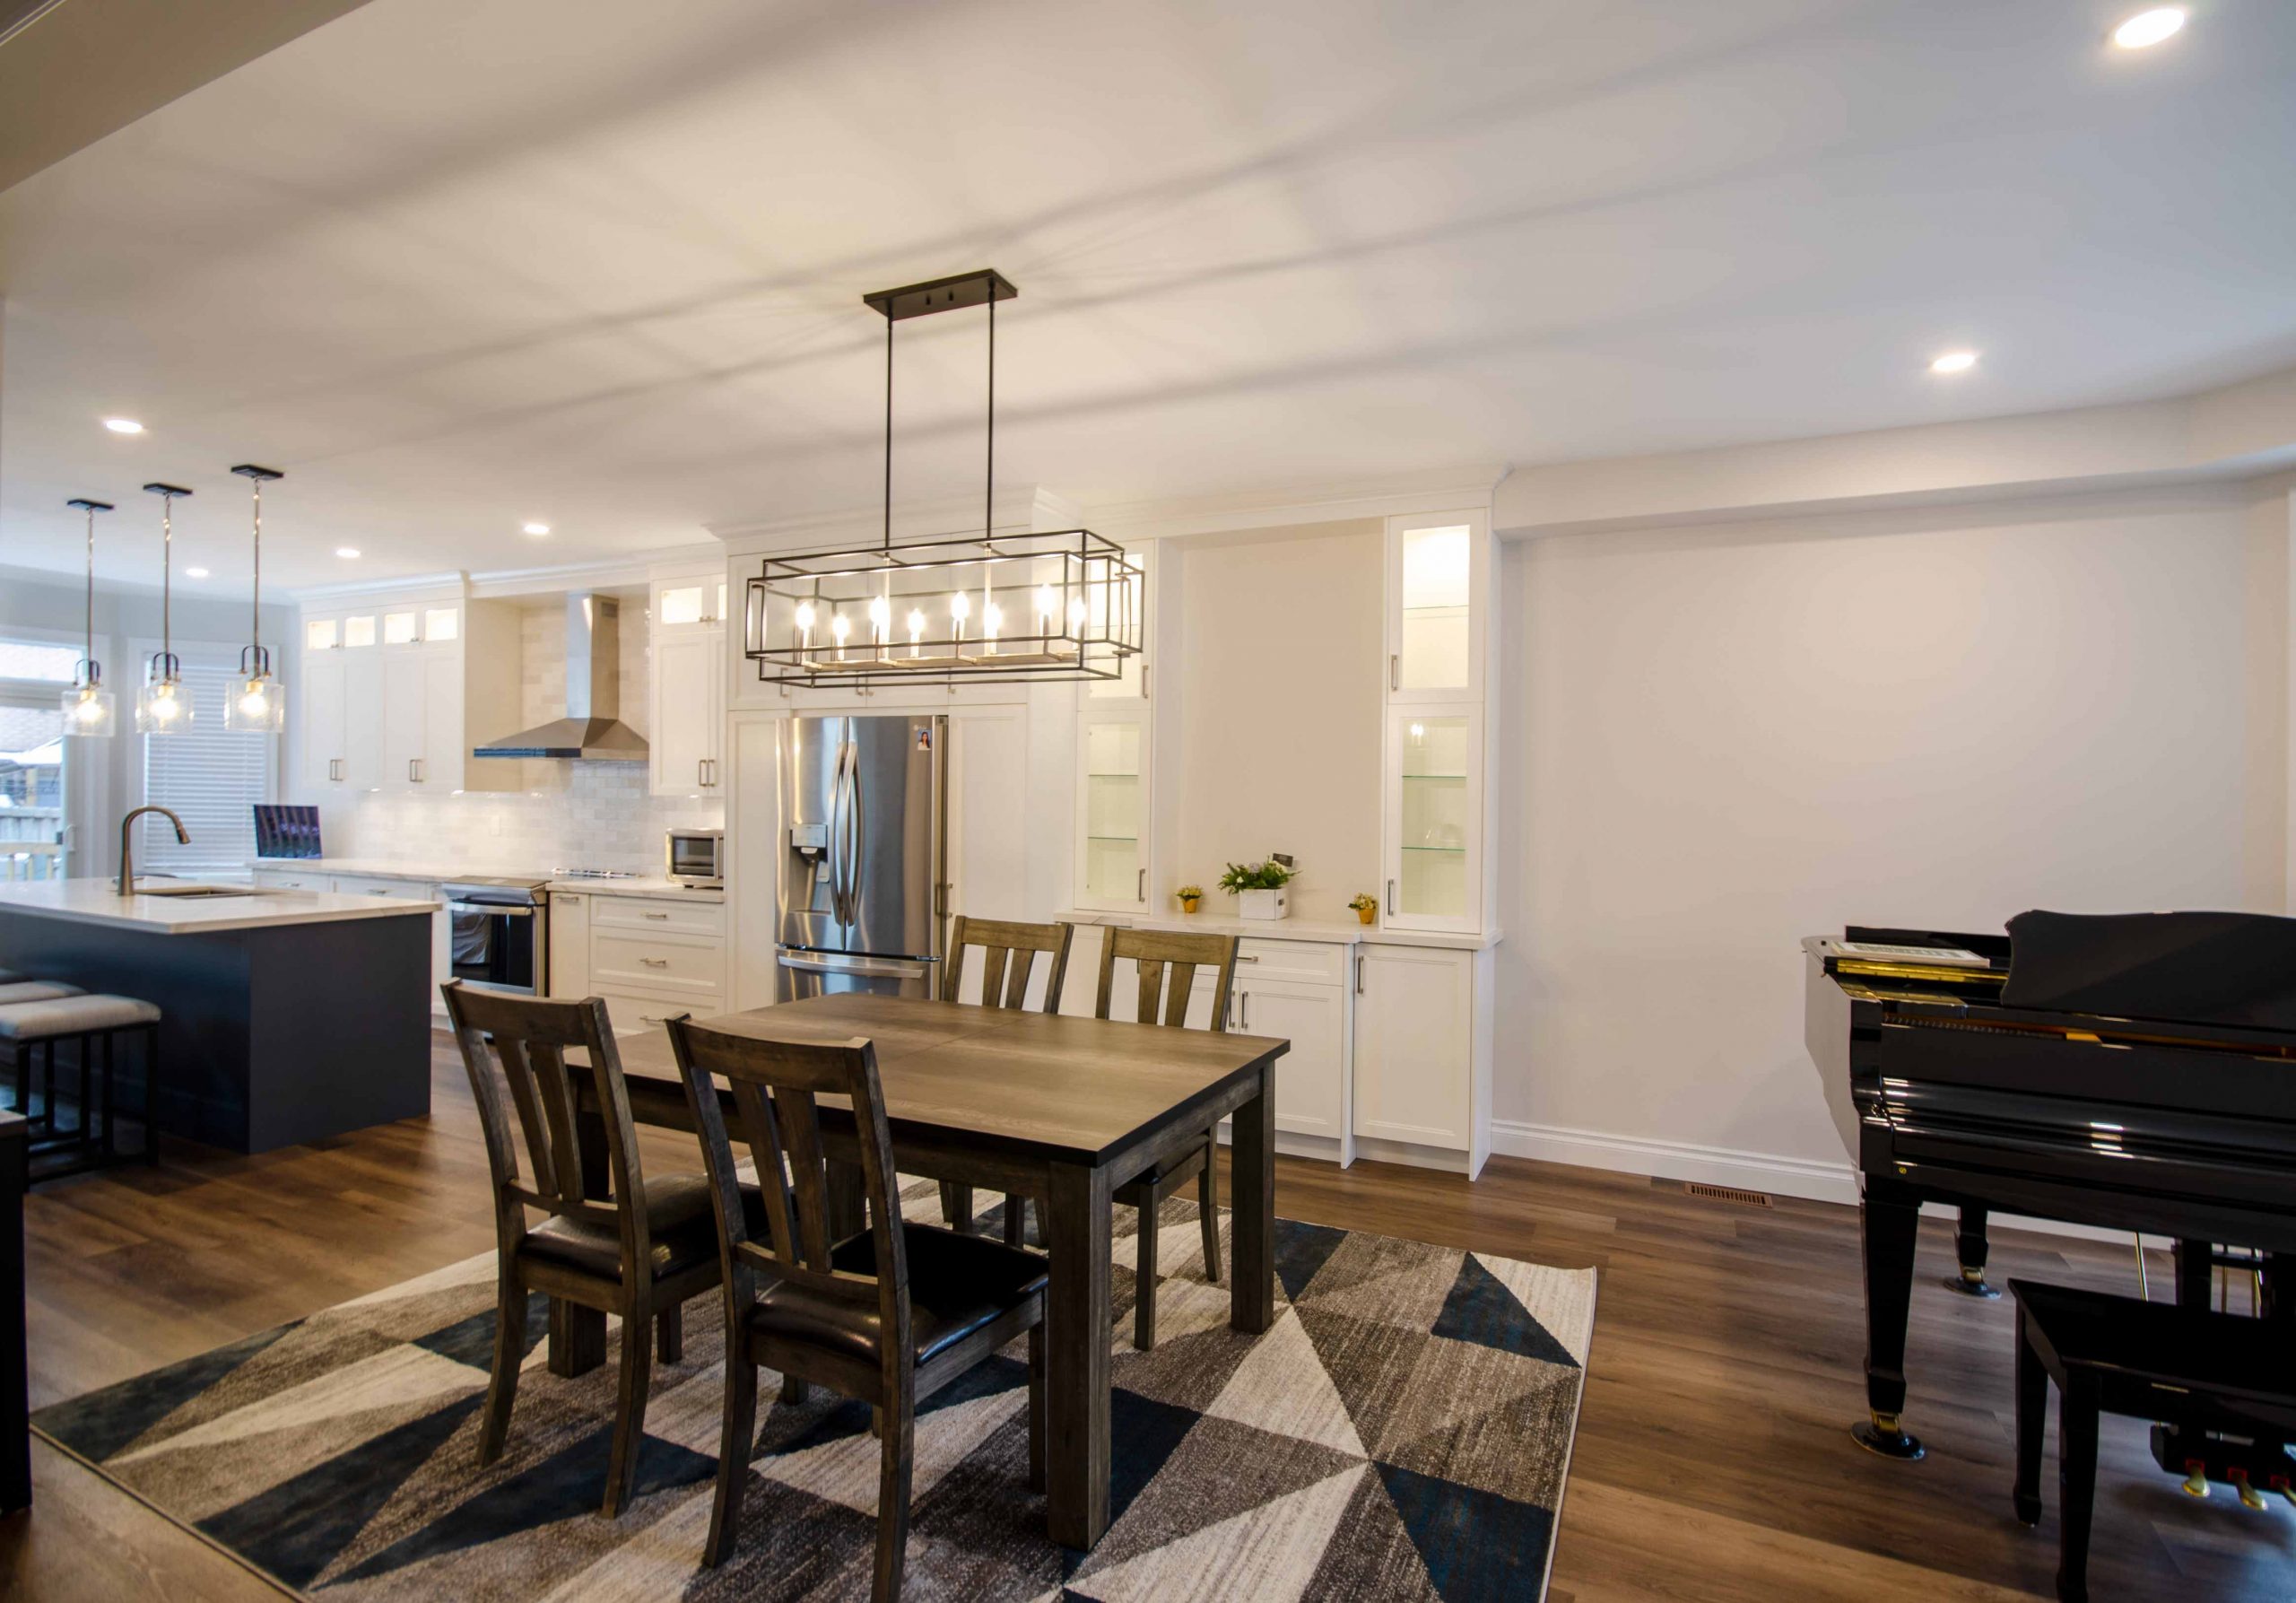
[2,0,2293,591]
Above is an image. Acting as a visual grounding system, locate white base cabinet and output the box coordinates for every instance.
[549,890,726,1036]
[1352,941,1492,1176]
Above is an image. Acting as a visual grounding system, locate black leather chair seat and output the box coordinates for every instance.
[750,1222,1048,1367]
[520,1174,763,1282]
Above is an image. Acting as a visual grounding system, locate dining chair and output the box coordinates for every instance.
[440,982,733,1518]
[936,914,1074,1241]
[1093,926,1239,1349]
[666,1015,1048,1602]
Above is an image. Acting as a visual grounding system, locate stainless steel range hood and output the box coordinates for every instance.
[473,594,649,762]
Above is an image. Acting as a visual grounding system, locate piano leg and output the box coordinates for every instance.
[1944,1204,2000,1298]
[1853,1178,1926,1460]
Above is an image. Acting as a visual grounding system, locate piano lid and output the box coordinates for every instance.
[2000,909,2296,1034]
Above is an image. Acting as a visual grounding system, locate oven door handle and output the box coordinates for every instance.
[447,902,534,918]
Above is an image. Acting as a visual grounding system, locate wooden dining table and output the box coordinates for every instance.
[558,991,1286,1550]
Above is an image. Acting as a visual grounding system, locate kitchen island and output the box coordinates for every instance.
[0,881,438,1153]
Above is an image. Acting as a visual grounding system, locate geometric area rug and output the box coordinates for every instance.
[33,1179,1596,1601]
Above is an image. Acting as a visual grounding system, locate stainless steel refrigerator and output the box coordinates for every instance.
[778,714,948,998]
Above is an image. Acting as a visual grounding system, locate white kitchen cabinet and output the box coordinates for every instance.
[300,649,349,791]
[651,628,725,797]
[1230,965,1352,1164]
[549,890,591,998]
[1352,942,1485,1170]
[1074,708,1150,913]
[299,598,476,797]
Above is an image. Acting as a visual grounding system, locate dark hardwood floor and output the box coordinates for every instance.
[4,1032,2292,1599]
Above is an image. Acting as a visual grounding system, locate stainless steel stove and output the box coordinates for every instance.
[441,876,551,996]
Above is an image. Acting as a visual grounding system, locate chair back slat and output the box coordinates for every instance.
[666,1018,912,1352]
[942,915,1074,1014]
[1097,927,1239,1032]
[441,983,655,1268]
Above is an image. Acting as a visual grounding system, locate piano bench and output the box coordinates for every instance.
[2010,1279,2296,1603]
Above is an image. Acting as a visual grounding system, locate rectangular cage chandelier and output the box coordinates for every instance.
[744,270,1145,688]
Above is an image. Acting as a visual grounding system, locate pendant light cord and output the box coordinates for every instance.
[83,505,96,673]
[161,492,173,668]
[985,288,995,544]
[250,480,263,663]
[883,313,893,555]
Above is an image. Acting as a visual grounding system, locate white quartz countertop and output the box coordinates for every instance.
[1060,909,1503,952]
[249,859,725,903]
[0,878,439,935]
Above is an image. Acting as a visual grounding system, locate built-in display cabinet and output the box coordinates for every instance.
[1072,543,1155,915]
[649,571,726,797]
[1379,510,1495,935]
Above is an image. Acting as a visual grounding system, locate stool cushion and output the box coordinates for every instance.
[0,994,161,1041]
[0,982,84,1006]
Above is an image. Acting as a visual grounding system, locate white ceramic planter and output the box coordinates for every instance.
[1237,887,1289,920]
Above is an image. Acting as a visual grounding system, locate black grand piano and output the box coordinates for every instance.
[1806,911,2296,1485]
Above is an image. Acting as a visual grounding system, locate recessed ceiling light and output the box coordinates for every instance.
[335,547,361,559]
[104,417,144,434]
[1930,350,1979,374]
[185,566,211,579]
[522,521,551,536]
[2113,7,2187,48]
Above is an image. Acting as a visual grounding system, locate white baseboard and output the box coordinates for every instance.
[1486,1118,2177,1250]
[1488,1118,1861,1206]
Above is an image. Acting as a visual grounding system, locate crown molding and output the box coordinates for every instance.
[287,571,467,605]
[1080,464,1509,544]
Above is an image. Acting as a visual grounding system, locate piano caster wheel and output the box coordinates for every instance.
[2181,1461,2211,1499]
[1852,1414,1926,1460]
[1944,1269,2001,1299]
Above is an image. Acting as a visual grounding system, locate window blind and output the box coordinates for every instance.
[142,658,274,872]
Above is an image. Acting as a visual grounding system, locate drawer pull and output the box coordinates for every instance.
[642,911,670,920]
[639,957,668,968]
[1236,954,1258,963]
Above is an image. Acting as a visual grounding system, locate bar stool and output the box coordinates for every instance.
[0,995,162,1174]
[0,983,84,1132]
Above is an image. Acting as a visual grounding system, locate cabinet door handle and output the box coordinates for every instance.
[1390,653,1399,691]
[1386,878,1396,915]
[1355,953,1365,994]
[1136,867,1145,902]
[1240,991,1249,1030]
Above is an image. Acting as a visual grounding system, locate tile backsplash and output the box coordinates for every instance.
[335,593,723,873]
[346,765,721,875]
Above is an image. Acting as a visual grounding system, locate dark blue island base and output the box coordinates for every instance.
[0,910,432,1153]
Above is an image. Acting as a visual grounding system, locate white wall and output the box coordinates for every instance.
[1172,519,1383,920]
[1495,485,2287,1189]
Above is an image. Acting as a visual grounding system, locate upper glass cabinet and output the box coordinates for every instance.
[1075,709,1149,910]
[1386,510,1485,702]
[1383,705,1480,932]
[657,578,728,630]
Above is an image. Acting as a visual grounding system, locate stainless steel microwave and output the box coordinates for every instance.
[665,828,726,888]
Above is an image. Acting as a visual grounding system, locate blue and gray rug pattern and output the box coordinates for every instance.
[35,1183,1596,1601]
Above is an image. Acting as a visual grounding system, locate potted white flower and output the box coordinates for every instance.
[1219,858,1296,921]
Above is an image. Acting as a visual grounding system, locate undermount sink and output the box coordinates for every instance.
[135,884,256,899]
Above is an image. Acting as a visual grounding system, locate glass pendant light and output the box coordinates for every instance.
[61,497,117,737]
[135,482,194,736]
[224,465,285,733]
